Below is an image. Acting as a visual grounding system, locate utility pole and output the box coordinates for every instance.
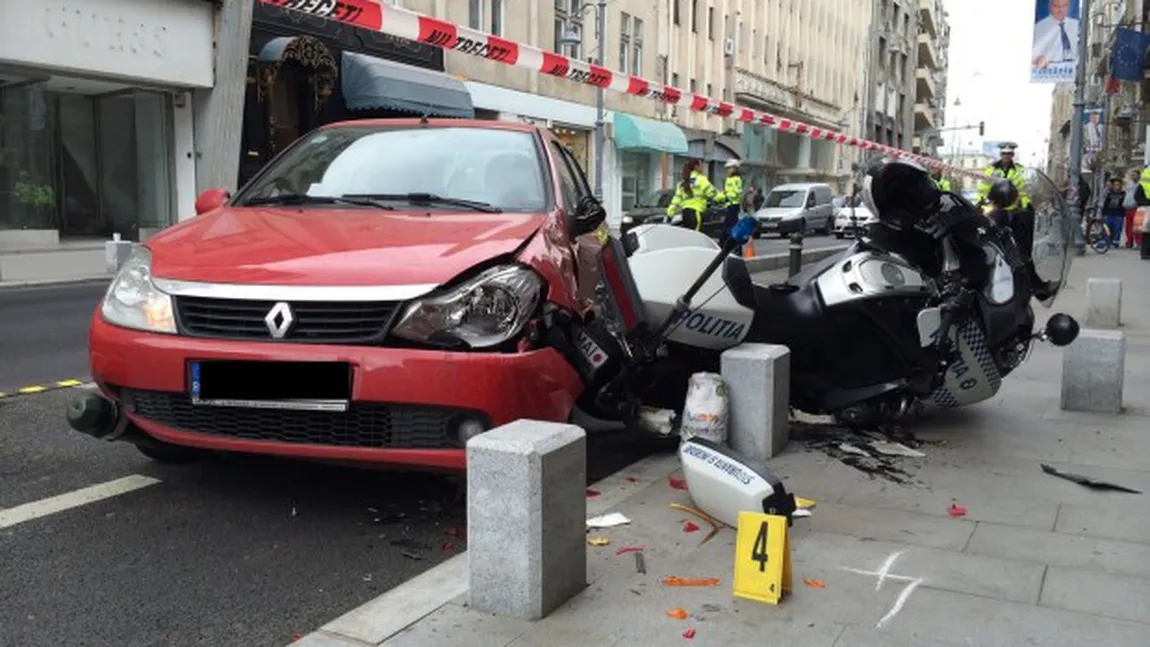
[1068,0,1092,255]
[593,0,606,200]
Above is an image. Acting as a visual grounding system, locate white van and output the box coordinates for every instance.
[753,182,836,237]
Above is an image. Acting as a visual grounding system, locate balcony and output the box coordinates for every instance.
[916,68,936,100]
[919,0,938,38]
[915,101,937,131]
[918,34,938,70]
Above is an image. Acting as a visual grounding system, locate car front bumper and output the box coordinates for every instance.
[88,314,583,471]
[757,218,804,235]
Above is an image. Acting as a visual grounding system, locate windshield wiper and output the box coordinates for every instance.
[243,194,395,210]
[343,193,504,213]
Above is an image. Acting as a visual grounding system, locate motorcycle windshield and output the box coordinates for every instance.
[1025,167,1074,307]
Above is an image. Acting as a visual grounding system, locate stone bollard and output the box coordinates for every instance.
[1061,329,1125,414]
[104,239,134,274]
[720,344,791,460]
[1085,278,1122,328]
[466,420,587,620]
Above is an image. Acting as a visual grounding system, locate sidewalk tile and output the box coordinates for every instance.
[836,480,1059,531]
[1040,566,1150,625]
[792,532,1044,605]
[834,586,1150,647]
[1054,501,1150,545]
[966,522,1150,579]
[292,632,373,647]
[380,602,526,647]
[801,501,975,551]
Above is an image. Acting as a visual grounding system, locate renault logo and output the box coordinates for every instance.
[264,302,294,339]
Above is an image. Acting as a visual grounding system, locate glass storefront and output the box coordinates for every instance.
[620,151,651,211]
[0,80,174,240]
[551,125,591,173]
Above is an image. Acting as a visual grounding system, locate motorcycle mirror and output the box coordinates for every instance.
[1043,313,1079,347]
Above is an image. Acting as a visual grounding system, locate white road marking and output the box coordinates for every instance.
[842,550,925,630]
[0,475,161,530]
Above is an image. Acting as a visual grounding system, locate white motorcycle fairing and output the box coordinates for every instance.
[625,224,755,350]
[678,437,797,528]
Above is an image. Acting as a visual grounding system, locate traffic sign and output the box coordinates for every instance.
[732,511,791,605]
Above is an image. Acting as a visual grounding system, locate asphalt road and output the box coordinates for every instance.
[0,281,109,393]
[0,387,669,647]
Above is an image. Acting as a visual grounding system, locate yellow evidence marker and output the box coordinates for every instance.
[732,511,792,605]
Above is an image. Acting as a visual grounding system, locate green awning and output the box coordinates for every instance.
[612,113,689,154]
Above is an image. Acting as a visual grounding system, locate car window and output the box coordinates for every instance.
[549,141,581,211]
[235,126,549,212]
[656,190,674,208]
[805,192,816,208]
[556,144,593,200]
[764,190,805,208]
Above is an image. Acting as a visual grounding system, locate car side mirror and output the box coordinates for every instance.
[571,194,607,237]
[194,188,231,215]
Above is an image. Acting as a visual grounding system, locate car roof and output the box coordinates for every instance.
[318,117,544,135]
[769,183,830,191]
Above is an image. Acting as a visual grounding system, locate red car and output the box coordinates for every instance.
[70,119,613,471]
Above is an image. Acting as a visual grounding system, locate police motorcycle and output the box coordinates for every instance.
[562,157,1081,430]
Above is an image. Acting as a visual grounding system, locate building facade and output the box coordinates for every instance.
[863,0,918,155]
[0,0,214,262]
[913,0,949,156]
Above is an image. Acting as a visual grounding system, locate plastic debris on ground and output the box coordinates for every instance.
[668,476,689,490]
[638,406,677,436]
[682,628,697,639]
[665,608,689,620]
[793,508,813,518]
[948,503,967,517]
[587,536,611,546]
[802,579,826,589]
[838,443,871,457]
[682,521,700,533]
[790,419,936,485]
[662,576,721,587]
[635,552,646,574]
[669,503,721,546]
[587,512,631,528]
[627,475,640,483]
[869,440,926,458]
[796,496,817,509]
[615,545,644,555]
[679,372,730,444]
[585,488,601,498]
[1040,463,1143,493]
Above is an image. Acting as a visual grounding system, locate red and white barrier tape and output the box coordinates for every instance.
[258,0,989,180]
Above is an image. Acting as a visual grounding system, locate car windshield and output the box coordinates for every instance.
[763,190,806,208]
[235,126,549,213]
[654,190,675,208]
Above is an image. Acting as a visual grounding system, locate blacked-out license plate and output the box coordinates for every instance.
[188,360,352,412]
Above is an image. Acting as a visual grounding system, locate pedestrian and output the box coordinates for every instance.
[666,158,719,232]
[719,159,744,247]
[1123,169,1139,248]
[1101,176,1127,249]
[931,168,951,192]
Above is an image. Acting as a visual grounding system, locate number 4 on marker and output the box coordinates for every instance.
[733,511,791,606]
[751,521,769,572]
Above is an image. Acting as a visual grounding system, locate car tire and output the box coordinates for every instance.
[835,232,844,239]
[136,440,209,464]
[823,216,833,235]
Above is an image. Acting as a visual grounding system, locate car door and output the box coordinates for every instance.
[802,189,818,229]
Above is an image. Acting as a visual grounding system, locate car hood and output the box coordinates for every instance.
[145,207,545,286]
[756,207,803,220]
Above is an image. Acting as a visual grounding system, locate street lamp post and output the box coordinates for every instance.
[1068,0,1092,255]
[560,1,607,201]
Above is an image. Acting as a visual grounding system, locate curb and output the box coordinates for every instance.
[0,380,94,400]
[0,276,112,291]
[290,452,681,647]
[744,244,848,273]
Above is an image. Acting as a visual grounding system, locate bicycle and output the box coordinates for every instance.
[1082,207,1113,254]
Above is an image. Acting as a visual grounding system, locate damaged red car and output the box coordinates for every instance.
[69,119,615,471]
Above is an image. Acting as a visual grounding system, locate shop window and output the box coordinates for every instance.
[620,152,651,211]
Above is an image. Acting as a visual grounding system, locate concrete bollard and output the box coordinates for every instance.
[466,420,587,620]
[105,239,134,274]
[720,343,791,460]
[1061,329,1125,414]
[1085,278,1122,328]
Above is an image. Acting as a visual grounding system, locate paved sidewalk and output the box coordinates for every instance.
[297,250,1150,647]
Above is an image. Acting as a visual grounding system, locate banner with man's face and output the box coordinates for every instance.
[1030,0,1081,83]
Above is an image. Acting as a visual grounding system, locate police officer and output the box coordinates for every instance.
[931,168,952,192]
[667,158,720,232]
[719,159,745,246]
[977,142,1033,247]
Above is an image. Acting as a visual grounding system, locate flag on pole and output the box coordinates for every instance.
[1110,28,1150,82]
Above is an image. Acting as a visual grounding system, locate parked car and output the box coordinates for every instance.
[832,197,878,238]
[753,182,836,237]
[621,189,727,239]
[75,119,610,472]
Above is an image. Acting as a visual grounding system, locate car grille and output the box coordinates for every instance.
[121,389,461,449]
[174,297,399,344]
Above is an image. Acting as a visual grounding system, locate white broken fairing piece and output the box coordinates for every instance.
[677,437,797,528]
[868,440,926,458]
[586,512,631,529]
